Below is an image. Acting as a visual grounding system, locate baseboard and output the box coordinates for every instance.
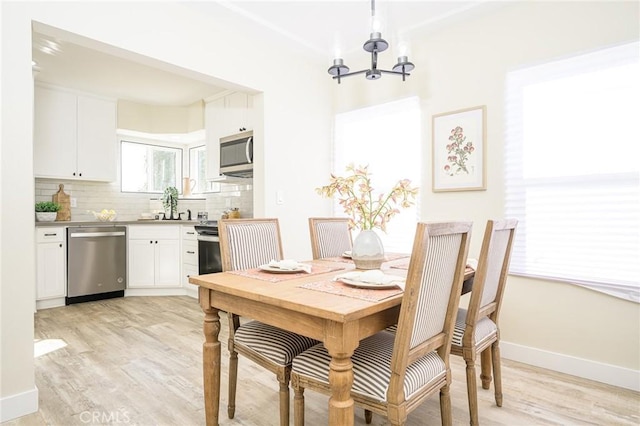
[124,288,187,297]
[0,386,38,422]
[501,341,640,392]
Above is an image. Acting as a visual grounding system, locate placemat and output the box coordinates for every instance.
[229,264,347,283]
[299,279,403,302]
[390,259,475,276]
[322,252,411,264]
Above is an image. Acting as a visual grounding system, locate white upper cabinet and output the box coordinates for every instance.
[34,85,117,181]
[205,92,253,180]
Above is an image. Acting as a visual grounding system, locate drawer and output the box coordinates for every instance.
[36,227,65,243]
[182,226,197,241]
[183,264,199,287]
[128,225,180,240]
[183,241,198,266]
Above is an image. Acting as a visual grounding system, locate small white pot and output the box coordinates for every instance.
[36,212,57,222]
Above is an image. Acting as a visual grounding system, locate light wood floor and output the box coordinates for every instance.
[5,296,639,425]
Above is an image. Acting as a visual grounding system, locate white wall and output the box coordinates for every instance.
[1,1,332,421]
[334,1,640,388]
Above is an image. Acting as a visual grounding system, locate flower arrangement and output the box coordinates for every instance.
[316,164,418,232]
[444,126,475,175]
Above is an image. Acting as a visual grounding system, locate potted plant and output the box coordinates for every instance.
[316,164,418,269]
[35,201,61,222]
[162,186,179,220]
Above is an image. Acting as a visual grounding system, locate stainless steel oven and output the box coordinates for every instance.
[194,221,222,274]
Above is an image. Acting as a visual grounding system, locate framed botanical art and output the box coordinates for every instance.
[432,105,486,192]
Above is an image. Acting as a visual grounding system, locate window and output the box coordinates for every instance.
[333,97,421,253]
[189,145,207,194]
[505,41,640,302]
[121,141,182,193]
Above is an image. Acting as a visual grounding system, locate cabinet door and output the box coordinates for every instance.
[225,92,250,133]
[77,95,116,181]
[36,241,66,299]
[34,86,77,178]
[128,239,156,287]
[155,240,181,287]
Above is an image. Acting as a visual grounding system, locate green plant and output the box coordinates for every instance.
[316,164,418,232]
[35,201,61,212]
[162,187,179,213]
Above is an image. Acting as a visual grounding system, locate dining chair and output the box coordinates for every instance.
[450,219,517,426]
[308,217,353,259]
[291,221,472,426]
[218,218,319,426]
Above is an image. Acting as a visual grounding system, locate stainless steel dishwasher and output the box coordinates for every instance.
[67,226,127,305]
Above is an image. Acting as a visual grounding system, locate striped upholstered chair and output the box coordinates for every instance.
[308,217,352,259]
[450,219,517,426]
[218,218,319,426]
[291,221,472,426]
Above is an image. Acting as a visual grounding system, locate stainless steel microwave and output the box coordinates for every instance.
[219,130,253,178]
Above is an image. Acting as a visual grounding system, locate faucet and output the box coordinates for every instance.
[187,209,192,221]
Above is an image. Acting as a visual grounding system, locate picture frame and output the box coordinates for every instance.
[432,105,486,192]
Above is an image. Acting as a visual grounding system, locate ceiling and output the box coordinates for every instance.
[32,0,490,106]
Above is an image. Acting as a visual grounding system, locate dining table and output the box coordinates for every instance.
[189,254,475,426]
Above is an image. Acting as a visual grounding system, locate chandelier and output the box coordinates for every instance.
[328,0,414,84]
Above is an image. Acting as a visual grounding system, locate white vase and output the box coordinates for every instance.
[352,229,385,270]
[36,212,57,222]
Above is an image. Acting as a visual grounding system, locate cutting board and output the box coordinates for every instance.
[53,184,71,221]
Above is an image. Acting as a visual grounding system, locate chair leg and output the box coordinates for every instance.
[277,370,290,426]
[492,341,503,407]
[439,384,453,426]
[227,349,238,419]
[364,409,373,424]
[293,385,305,426]
[480,348,492,390]
[465,357,480,426]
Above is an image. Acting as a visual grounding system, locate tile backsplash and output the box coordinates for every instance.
[35,179,253,221]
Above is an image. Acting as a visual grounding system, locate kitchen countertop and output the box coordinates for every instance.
[35,220,202,227]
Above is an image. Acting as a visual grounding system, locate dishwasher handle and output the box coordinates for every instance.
[70,231,126,238]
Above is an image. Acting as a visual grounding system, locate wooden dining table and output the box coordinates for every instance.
[190,255,475,426]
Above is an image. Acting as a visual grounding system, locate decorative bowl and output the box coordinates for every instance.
[90,210,117,222]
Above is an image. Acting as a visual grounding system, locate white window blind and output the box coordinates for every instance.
[333,97,421,253]
[505,41,640,302]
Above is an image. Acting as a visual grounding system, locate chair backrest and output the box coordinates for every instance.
[388,221,472,400]
[308,217,352,259]
[465,219,517,327]
[218,218,284,271]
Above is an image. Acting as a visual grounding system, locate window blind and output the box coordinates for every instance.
[333,97,421,253]
[505,41,640,302]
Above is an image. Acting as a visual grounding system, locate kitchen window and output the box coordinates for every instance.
[121,140,182,193]
[189,145,207,194]
[333,96,421,253]
[505,41,639,302]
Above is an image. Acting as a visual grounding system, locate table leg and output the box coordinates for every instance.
[327,349,355,426]
[201,289,221,426]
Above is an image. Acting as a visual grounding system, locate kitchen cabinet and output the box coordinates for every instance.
[36,227,66,309]
[181,225,199,298]
[205,92,253,179]
[128,225,180,288]
[34,85,116,181]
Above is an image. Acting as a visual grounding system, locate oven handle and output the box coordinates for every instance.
[198,235,220,242]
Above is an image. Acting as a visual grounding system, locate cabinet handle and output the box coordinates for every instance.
[73,172,76,176]
[186,250,195,254]
[187,231,195,235]
[149,240,153,244]
[79,172,82,177]
[59,243,63,248]
[155,241,158,244]
[44,233,57,237]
